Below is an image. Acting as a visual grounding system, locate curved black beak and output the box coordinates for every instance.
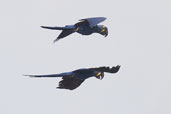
[100,26,108,37]
[104,27,108,37]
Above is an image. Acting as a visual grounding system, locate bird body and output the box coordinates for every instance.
[25,65,120,90]
[72,68,100,80]
[41,17,108,42]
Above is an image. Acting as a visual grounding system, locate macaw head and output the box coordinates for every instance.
[98,25,108,37]
[95,71,104,80]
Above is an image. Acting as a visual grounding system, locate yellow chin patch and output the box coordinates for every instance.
[97,72,102,76]
[101,26,106,33]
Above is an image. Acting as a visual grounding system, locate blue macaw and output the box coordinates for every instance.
[25,65,120,90]
[41,17,108,42]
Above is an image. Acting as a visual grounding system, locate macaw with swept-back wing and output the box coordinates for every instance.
[41,17,108,42]
[25,65,120,90]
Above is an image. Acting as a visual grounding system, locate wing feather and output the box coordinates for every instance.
[57,77,84,90]
[89,65,121,73]
[54,29,75,42]
[79,17,106,28]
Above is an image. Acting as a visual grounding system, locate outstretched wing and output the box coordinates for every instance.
[25,71,84,90]
[89,65,121,73]
[41,25,76,42]
[79,17,106,28]
[24,71,73,78]
[57,76,84,90]
[54,29,75,42]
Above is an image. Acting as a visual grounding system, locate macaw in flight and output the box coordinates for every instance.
[25,65,120,90]
[41,17,108,42]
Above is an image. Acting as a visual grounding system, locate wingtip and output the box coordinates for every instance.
[53,38,60,43]
[114,65,121,73]
[116,65,121,68]
[79,17,107,21]
[53,40,58,43]
[100,17,107,20]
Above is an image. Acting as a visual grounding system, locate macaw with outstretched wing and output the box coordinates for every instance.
[25,65,120,90]
[41,17,108,42]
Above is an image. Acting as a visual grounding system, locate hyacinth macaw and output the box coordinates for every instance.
[25,65,120,90]
[41,17,108,42]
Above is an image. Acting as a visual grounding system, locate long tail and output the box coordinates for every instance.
[24,72,73,78]
[24,74,59,78]
[41,25,75,30]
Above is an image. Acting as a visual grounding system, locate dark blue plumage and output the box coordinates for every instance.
[25,65,120,90]
[41,17,108,42]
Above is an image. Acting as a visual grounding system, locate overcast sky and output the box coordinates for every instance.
[0,0,171,114]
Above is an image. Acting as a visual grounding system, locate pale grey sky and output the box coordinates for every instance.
[0,0,171,114]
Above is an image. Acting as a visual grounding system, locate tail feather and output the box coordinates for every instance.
[23,72,73,78]
[24,74,59,78]
[41,26,75,30]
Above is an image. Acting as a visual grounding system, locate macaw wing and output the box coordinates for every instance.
[24,71,73,78]
[55,29,75,41]
[41,25,75,30]
[57,76,85,90]
[89,65,121,73]
[79,17,106,28]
